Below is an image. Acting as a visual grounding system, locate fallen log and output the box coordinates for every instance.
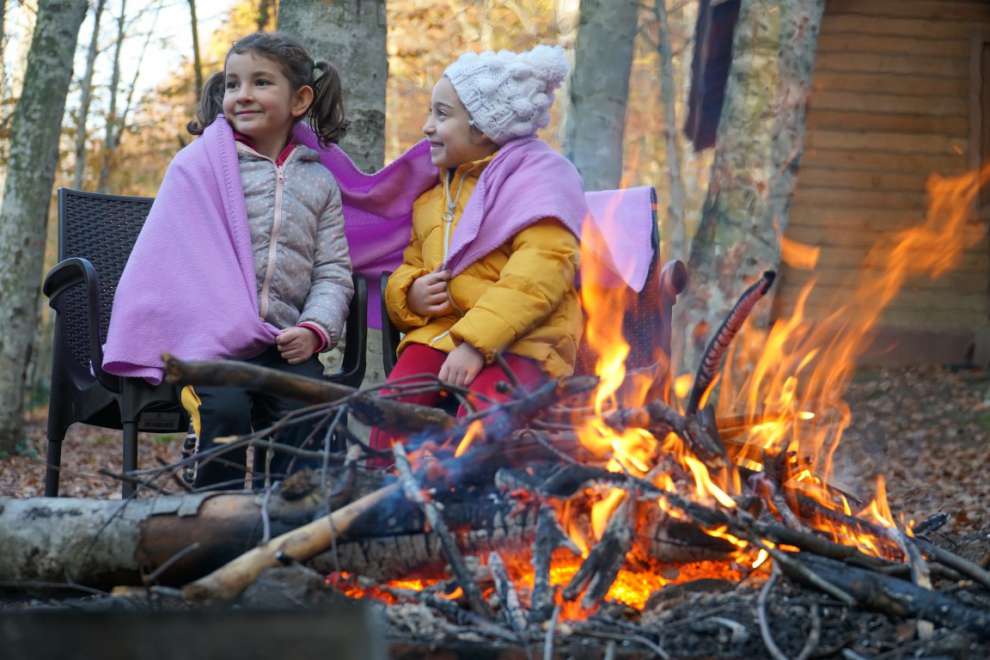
[183,483,400,602]
[0,492,322,587]
[0,473,735,590]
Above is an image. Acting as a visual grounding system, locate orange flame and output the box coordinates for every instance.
[337,165,990,621]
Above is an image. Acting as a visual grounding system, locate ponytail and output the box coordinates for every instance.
[308,60,348,146]
[186,72,225,136]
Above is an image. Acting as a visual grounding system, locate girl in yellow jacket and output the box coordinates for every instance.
[370,45,590,456]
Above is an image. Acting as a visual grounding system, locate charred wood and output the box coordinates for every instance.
[563,496,634,609]
[393,443,493,619]
[488,551,527,634]
[604,401,726,466]
[794,554,990,638]
[530,505,580,624]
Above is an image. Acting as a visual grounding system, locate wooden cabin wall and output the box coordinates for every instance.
[775,0,990,364]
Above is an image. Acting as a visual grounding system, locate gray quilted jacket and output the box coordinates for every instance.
[237,141,353,348]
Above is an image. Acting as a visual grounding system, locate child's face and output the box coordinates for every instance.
[422,77,496,169]
[222,51,312,151]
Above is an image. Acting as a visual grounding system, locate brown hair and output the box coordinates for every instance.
[187,31,348,146]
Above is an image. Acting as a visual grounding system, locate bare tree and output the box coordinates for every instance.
[96,0,125,193]
[72,0,107,190]
[188,0,203,100]
[563,0,639,191]
[655,0,687,260]
[279,0,387,172]
[0,0,88,454]
[675,0,826,372]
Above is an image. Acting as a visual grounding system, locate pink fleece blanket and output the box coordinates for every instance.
[103,117,436,384]
[104,118,655,384]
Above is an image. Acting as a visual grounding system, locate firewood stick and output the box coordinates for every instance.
[181,482,398,602]
[750,537,855,606]
[383,586,518,642]
[795,494,990,590]
[914,538,990,592]
[563,495,634,609]
[392,443,493,619]
[530,505,579,624]
[604,400,725,465]
[887,527,934,640]
[797,554,990,638]
[164,354,454,433]
[488,551,527,634]
[756,563,789,660]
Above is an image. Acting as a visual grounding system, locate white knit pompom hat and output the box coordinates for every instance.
[443,44,569,145]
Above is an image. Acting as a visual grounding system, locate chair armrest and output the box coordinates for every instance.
[379,272,401,377]
[326,275,367,388]
[42,257,121,394]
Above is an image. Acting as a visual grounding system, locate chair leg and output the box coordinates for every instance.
[122,421,138,498]
[44,427,67,497]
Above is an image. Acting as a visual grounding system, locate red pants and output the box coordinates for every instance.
[368,344,547,462]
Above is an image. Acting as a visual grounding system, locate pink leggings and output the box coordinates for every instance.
[368,344,548,460]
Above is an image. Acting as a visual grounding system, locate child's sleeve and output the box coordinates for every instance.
[449,218,579,362]
[384,226,431,331]
[299,181,354,348]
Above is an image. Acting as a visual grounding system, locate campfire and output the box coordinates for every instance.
[161,165,990,655]
[8,166,987,657]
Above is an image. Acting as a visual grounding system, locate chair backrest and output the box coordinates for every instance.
[576,187,668,369]
[55,188,154,380]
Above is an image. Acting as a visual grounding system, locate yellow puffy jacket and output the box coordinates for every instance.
[384,154,583,378]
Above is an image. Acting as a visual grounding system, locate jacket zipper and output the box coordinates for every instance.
[259,148,298,320]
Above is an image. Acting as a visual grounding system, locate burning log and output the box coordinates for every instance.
[793,493,990,590]
[530,505,579,624]
[487,552,527,634]
[563,495,634,609]
[604,400,725,465]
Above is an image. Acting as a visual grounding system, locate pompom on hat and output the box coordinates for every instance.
[443,45,569,145]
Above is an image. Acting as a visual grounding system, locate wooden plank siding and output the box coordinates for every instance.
[775,0,990,363]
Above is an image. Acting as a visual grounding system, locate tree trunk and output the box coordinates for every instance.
[675,0,825,373]
[0,0,88,454]
[655,0,687,261]
[72,0,107,190]
[188,0,203,101]
[96,0,126,193]
[563,0,639,191]
[256,0,275,31]
[278,0,387,173]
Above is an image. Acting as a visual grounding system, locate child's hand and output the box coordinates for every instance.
[408,268,451,317]
[276,327,319,364]
[438,343,484,388]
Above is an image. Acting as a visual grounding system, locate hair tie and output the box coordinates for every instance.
[312,60,328,83]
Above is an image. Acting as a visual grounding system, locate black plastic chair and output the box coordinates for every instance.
[380,271,401,377]
[378,186,686,391]
[43,188,367,497]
